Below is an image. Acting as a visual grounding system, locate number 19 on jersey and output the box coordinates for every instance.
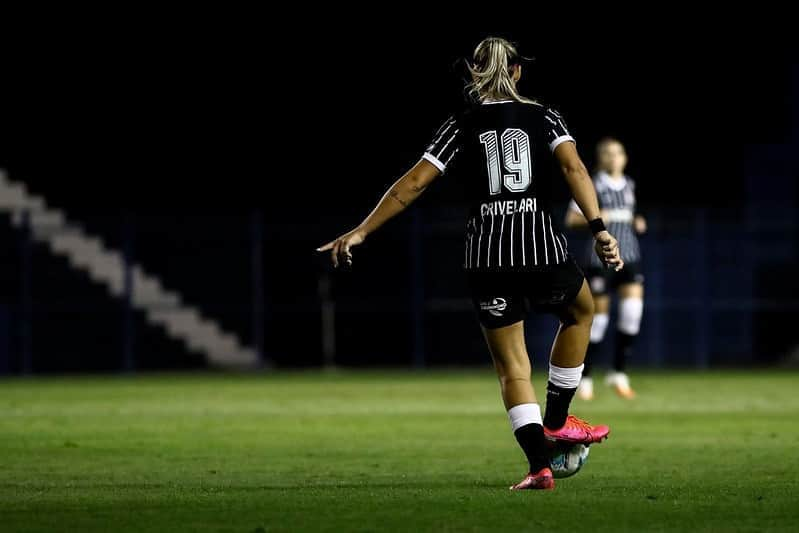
[479,129,532,195]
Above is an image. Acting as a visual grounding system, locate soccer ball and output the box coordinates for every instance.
[549,443,590,478]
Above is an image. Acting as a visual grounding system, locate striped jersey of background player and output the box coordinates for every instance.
[319,37,624,490]
[566,138,645,400]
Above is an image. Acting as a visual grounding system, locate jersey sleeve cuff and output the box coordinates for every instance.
[422,152,446,172]
[549,135,575,152]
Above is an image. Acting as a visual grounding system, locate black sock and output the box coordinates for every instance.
[583,342,600,377]
[543,382,576,430]
[513,423,550,473]
[614,331,636,372]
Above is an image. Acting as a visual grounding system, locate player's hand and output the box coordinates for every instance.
[634,215,647,234]
[317,227,366,268]
[594,230,624,272]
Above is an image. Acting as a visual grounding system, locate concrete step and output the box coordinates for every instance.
[0,171,258,368]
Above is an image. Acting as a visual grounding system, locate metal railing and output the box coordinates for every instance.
[1,205,796,372]
[316,206,799,368]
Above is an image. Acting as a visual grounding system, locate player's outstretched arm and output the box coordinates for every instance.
[554,142,623,271]
[316,159,441,268]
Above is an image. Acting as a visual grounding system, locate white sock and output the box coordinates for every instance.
[507,403,542,432]
[618,298,643,335]
[549,364,584,389]
[607,371,631,388]
[590,313,609,343]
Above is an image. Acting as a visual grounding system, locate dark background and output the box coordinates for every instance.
[1,20,795,207]
[0,16,797,371]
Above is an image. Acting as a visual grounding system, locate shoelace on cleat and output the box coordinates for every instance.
[566,415,594,435]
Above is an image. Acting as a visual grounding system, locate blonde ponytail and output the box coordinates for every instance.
[467,37,536,104]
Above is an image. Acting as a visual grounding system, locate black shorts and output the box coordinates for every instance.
[467,256,586,329]
[585,262,644,296]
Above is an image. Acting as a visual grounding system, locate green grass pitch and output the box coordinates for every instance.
[1,370,798,532]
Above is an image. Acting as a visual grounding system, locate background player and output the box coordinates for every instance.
[565,138,646,399]
[318,37,623,490]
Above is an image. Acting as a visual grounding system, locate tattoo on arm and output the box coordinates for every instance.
[389,190,408,207]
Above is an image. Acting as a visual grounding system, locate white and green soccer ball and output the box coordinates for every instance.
[549,443,590,478]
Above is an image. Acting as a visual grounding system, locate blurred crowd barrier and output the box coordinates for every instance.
[0,205,796,373]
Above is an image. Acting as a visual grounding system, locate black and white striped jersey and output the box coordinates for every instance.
[569,171,641,266]
[423,100,575,272]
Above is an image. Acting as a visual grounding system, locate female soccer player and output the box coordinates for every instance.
[565,138,645,400]
[318,37,623,491]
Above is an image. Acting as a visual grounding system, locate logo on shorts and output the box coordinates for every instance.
[480,298,508,317]
[549,291,566,303]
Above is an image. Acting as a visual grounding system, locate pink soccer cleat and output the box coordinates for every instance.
[544,415,609,444]
[509,467,555,491]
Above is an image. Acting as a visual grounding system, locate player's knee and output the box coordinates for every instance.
[589,312,609,343]
[618,297,643,335]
